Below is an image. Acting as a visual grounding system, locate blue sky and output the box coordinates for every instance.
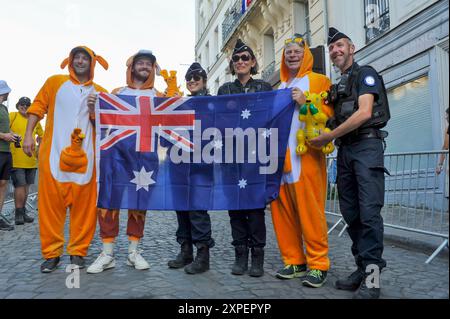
[0,0,196,109]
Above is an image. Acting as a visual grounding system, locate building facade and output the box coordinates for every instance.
[195,0,449,154]
[327,0,449,154]
[195,0,315,94]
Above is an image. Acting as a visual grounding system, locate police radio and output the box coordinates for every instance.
[325,73,352,105]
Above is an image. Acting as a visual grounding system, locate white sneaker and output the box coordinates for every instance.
[127,250,150,270]
[87,252,115,274]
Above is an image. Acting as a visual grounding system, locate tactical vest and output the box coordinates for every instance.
[334,64,390,130]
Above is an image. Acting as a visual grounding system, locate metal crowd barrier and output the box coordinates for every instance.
[326,150,449,264]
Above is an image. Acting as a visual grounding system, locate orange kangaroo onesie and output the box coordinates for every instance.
[270,41,333,272]
[27,46,108,259]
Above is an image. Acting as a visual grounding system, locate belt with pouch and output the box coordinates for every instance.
[336,128,388,146]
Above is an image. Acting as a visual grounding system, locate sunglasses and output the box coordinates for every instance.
[232,54,251,62]
[185,74,202,82]
[284,37,305,46]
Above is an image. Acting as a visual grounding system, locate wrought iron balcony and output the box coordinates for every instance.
[261,61,275,82]
[364,0,390,43]
[221,0,243,44]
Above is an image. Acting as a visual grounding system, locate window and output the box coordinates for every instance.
[304,2,311,45]
[364,0,390,43]
[262,28,275,82]
[200,12,205,34]
[205,42,210,71]
[214,26,219,63]
[385,76,432,153]
[214,78,220,95]
[293,0,311,44]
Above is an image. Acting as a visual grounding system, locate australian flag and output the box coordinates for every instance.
[95,89,295,211]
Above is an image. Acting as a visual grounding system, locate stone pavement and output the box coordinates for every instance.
[0,208,448,299]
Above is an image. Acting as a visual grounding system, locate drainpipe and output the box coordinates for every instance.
[323,0,329,40]
[322,0,332,80]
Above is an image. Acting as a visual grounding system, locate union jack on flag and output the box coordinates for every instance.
[97,93,196,153]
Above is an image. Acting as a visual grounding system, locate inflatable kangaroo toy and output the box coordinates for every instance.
[160,69,183,97]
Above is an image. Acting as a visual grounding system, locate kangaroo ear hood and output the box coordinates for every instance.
[125,50,161,90]
[280,37,313,83]
[60,46,109,85]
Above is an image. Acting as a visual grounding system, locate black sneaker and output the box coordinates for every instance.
[40,257,60,273]
[70,255,85,269]
[353,275,381,299]
[0,214,14,231]
[335,268,365,291]
[302,269,327,288]
[276,264,307,279]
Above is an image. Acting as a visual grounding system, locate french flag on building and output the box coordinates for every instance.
[241,0,253,14]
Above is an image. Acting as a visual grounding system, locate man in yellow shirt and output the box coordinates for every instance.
[10,96,43,225]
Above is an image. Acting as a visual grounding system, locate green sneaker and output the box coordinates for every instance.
[276,264,307,279]
[302,269,327,288]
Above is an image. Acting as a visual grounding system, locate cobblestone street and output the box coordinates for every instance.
[0,208,448,299]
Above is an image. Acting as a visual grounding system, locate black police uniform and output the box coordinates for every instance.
[175,88,215,248]
[333,62,388,271]
[217,78,272,248]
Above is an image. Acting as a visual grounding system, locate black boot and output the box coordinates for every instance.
[335,268,365,291]
[231,245,248,275]
[23,208,34,223]
[184,243,209,274]
[15,208,24,225]
[168,242,193,269]
[353,274,381,299]
[248,247,264,277]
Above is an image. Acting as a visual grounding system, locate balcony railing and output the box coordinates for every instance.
[221,0,243,44]
[364,0,390,43]
[261,61,275,82]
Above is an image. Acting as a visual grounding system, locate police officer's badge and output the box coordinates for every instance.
[364,76,376,86]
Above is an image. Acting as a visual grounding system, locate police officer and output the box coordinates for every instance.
[310,28,390,299]
[167,63,215,274]
[218,39,272,277]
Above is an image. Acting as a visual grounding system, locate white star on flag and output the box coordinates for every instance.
[238,178,247,189]
[262,129,272,139]
[213,139,223,150]
[241,109,251,119]
[130,166,156,191]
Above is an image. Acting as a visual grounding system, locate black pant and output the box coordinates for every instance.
[0,152,12,181]
[337,138,387,270]
[228,208,266,248]
[175,211,214,247]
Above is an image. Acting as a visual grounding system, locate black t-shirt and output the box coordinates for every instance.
[356,66,382,101]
